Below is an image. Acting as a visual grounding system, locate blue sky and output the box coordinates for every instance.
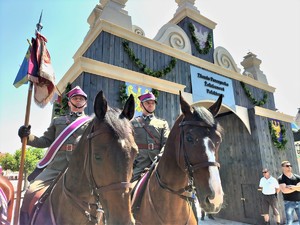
[1,0,299,154]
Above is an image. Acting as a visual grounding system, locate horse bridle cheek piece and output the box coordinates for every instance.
[64,123,134,224]
[178,121,220,184]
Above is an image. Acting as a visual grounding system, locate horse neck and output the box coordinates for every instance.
[156,116,188,189]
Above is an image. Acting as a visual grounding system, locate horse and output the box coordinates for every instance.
[30,90,138,225]
[0,175,14,225]
[133,93,224,225]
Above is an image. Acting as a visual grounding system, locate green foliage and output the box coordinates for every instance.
[119,84,128,105]
[240,82,268,106]
[0,147,45,174]
[188,23,213,55]
[122,40,177,78]
[0,153,18,171]
[268,121,287,150]
[54,82,72,116]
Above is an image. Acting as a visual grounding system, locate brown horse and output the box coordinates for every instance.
[133,93,224,225]
[30,90,138,225]
[0,175,14,225]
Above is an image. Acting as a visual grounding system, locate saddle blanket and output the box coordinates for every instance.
[0,187,8,225]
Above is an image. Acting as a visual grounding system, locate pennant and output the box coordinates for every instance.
[13,46,31,88]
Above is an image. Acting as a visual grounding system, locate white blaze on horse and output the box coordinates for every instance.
[132,93,224,225]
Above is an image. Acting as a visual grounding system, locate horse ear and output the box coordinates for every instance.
[179,91,193,116]
[121,94,135,120]
[94,90,108,120]
[208,94,223,117]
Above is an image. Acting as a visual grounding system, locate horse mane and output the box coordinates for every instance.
[192,106,223,134]
[89,107,133,140]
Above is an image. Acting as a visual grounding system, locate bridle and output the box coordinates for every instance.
[62,121,134,224]
[155,119,220,200]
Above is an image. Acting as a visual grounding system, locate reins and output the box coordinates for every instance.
[61,121,134,224]
[153,119,221,208]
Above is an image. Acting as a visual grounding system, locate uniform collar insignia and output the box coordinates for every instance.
[70,112,83,117]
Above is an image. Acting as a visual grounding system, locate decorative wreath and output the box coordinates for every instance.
[54,83,72,116]
[268,120,287,150]
[188,22,213,55]
[122,40,177,78]
[240,82,268,106]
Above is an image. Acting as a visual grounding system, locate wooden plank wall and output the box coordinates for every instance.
[215,109,298,224]
[65,29,295,224]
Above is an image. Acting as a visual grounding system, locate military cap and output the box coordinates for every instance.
[67,86,87,99]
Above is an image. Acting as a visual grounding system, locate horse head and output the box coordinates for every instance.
[66,91,138,225]
[178,92,224,213]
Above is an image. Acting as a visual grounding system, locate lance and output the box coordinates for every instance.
[13,11,43,225]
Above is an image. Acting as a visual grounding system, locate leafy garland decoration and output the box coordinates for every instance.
[268,121,287,150]
[188,22,213,55]
[240,82,268,106]
[54,82,72,116]
[119,83,159,105]
[122,40,177,78]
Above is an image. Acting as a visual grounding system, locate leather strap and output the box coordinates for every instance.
[137,117,160,146]
[137,143,160,150]
[37,116,91,168]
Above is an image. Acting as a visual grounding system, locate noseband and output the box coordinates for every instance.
[155,119,220,201]
[179,121,220,177]
[63,122,134,224]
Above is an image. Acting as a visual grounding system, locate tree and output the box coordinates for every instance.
[14,147,45,189]
[0,153,18,171]
[0,147,45,190]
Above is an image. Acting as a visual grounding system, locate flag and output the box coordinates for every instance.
[13,46,31,88]
[13,32,56,107]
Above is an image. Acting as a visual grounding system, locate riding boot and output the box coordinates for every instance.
[201,214,204,220]
[208,214,215,220]
[20,210,30,225]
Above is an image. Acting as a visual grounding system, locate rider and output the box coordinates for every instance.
[131,92,170,182]
[18,86,89,225]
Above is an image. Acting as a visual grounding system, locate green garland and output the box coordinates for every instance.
[188,22,213,55]
[119,83,160,105]
[122,40,177,78]
[119,84,128,105]
[240,82,268,106]
[268,120,287,150]
[54,83,72,116]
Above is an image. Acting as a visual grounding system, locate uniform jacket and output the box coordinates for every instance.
[27,113,89,172]
[131,115,170,181]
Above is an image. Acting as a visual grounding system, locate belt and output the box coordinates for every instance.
[60,144,76,151]
[137,143,160,150]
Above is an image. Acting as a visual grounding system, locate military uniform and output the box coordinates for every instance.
[21,113,89,219]
[131,115,169,182]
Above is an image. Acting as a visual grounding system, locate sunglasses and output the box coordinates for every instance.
[262,171,268,173]
[284,165,292,168]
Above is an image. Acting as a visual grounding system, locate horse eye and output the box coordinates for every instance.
[186,135,193,143]
[94,153,102,161]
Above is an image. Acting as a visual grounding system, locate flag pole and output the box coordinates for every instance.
[13,11,43,225]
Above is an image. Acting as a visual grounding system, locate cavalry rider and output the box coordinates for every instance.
[131,92,170,182]
[18,86,90,225]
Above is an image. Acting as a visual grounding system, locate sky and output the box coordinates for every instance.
[0,0,299,154]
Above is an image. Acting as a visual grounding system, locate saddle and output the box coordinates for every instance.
[131,158,158,214]
[28,165,68,225]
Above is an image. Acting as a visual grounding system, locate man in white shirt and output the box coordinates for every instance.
[259,168,281,225]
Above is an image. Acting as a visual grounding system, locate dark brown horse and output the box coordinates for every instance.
[134,93,224,225]
[30,90,138,225]
[0,175,14,224]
